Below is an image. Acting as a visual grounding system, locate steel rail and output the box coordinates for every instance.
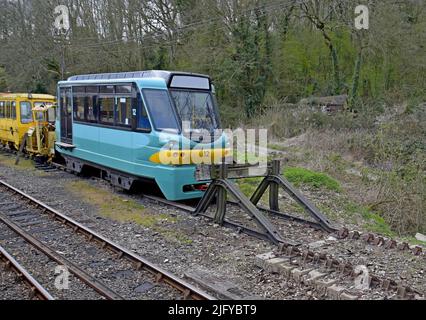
[0,245,54,300]
[0,214,124,300]
[0,179,215,301]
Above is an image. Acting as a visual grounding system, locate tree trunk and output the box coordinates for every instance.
[349,49,363,110]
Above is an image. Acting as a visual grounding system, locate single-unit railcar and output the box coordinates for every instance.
[55,71,230,201]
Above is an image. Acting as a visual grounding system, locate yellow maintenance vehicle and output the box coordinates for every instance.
[0,93,57,161]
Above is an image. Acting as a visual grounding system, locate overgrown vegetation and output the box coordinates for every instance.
[265,103,425,236]
[67,181,193,244]
[0,154,47,176]
[68,181,161,227]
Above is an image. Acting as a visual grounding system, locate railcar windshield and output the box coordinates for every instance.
[34,102,55,122]
[170,90,220,133]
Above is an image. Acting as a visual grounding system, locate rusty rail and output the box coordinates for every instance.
[0,244,54,300]
[0,214,124,300]
[0,179,215,300]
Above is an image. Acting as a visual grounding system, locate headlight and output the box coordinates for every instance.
[165,140,179,149]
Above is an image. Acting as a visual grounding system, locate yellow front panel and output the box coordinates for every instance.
[150,148,232,165]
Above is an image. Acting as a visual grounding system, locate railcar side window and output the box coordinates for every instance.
[5,101,10,118]
[99,97,114,124]
[0,101,4,118]
[64,83,153,132]
[86,95,98,122]
[142,89,179,132]
[72,86,99,123]
[11,101,16,119]
[116,85,132,95]
[100,85,114,94]
[115,97,132,127]
[73,87,85,121]
[86,86,98,122]
[20,102,33,124]
[137,97,151,131]
[48,107,56,122]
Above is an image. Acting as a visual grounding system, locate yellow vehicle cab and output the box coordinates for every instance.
[0,93,56,152]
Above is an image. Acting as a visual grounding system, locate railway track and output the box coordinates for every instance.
[0,244,54,300]
[0,146,424,300]
[141,194,425,300]
[0,178,215,300]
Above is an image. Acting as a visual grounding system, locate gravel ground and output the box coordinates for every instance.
[0,152,424,300]
[0,258,32,300]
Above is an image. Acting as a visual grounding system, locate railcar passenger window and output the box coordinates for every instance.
[20,102,33,124]
[137,98,151,131]
[115,97,132,127]
[11,101,16,119]
[48,107,56,122]
[0,101,4,118]
[116,85,132,95]
[100,85,114,94]
[86,95,98,122]
[73,87,85,121]
[86,86,98,122]
[5,101,10,118]
[99,97,115,124]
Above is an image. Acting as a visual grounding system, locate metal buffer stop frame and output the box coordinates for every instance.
[194,160,338,245]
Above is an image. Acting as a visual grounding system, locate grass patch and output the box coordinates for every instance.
[155,228,194,245]
[268,144,289,152]
[284,167,341,192]
[0,155,36,171]
[401,237,426,246]
[237,167,341,195]
[0,154,49,177]
[345,202,395,237]
[363,212,396,237]
[67,181,176,228]
[236,177,263,198]
[67,181,194,245]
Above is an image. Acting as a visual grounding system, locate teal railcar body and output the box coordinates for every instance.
[55,71,228,201]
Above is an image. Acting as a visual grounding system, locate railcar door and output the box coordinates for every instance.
[60,87,73,143]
